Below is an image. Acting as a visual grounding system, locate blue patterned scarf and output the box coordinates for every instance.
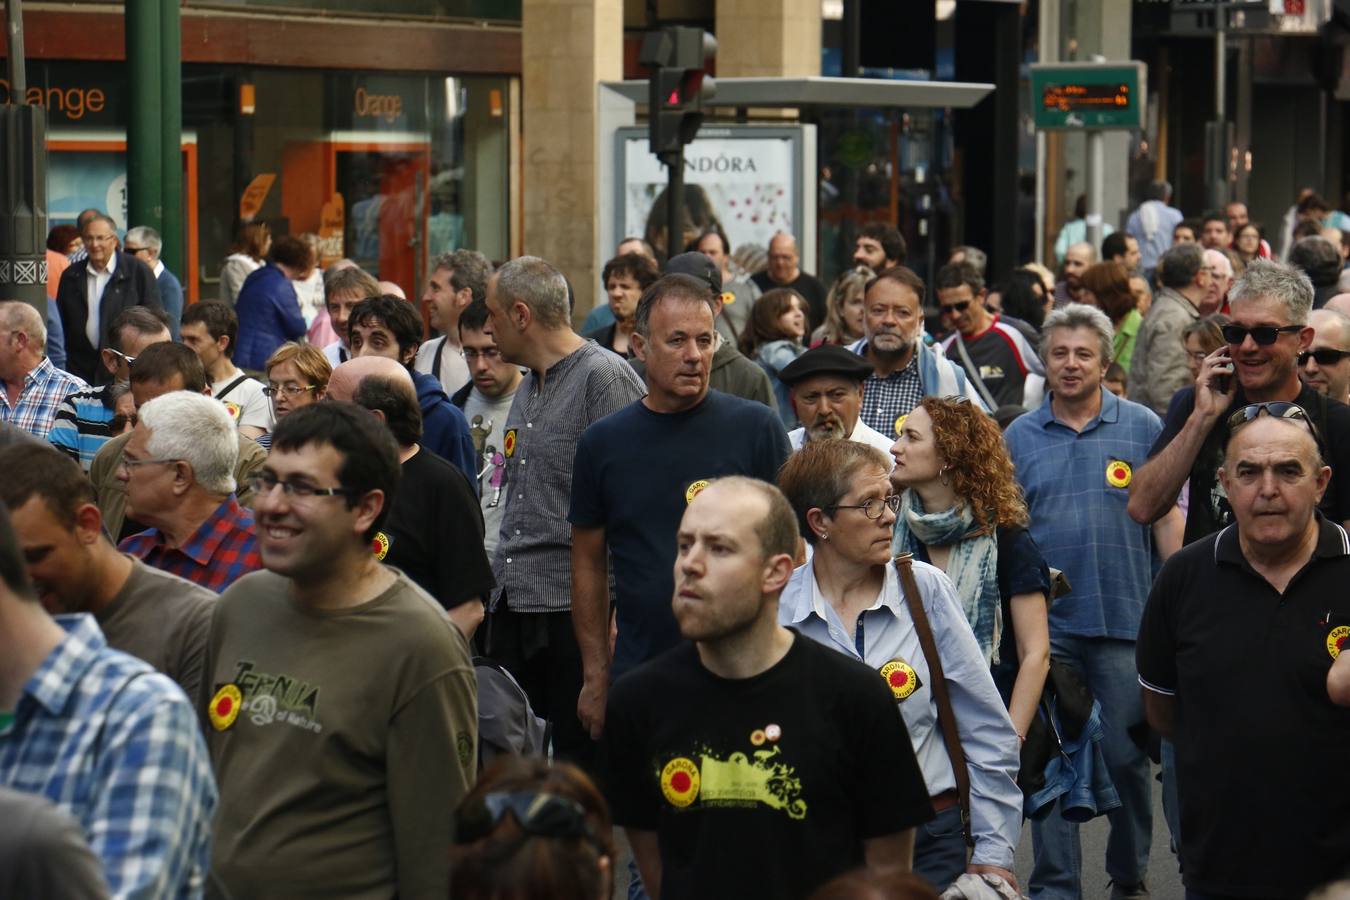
[891,490,1002,664]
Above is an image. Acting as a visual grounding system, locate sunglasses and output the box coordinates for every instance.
[1298,348,1350,367]
[455,791,605,855]
[1221,323,1302,346]
[1227,401,1323,445]
[940,300,971,315]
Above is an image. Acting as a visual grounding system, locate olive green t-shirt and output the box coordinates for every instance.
[98,557,214,701]
[200,569,477,900]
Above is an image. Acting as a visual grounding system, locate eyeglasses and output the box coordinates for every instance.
[118,455,181,472]
[248,471,358,500]
[1221,323,1303,346]
[1298,348,1350,367]
[827,494,902,520]
[123,245,149,254]
[940,301,971,315]
[263,383,318,398]
[106,347,136,368]
[1227,402,1323,445]
[462,347,502,363]
[454,791,605,855]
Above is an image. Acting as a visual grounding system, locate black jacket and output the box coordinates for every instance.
[55,252,162,384]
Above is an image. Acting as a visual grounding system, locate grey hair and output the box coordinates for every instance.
[1227,258,1313,326]
[1040,302,1115,364]
[137,391,239,494]
[0,300,46,352]
[1146,180,1172,202]
[430,249,494,306]
[951,245,987,276]
[633,274,717,338]
[124,226,162,255]
[494,256,570,329]
[1157,242,1205,290]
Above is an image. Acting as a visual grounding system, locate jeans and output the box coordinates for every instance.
[627,858,650,900]
[914,805,968,892]
[1030,636,1152,900]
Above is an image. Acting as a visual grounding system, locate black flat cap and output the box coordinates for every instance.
[777,344,875,385]
[664,251,723,296]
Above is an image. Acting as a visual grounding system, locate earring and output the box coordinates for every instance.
[820,532,829,542]
[939,465,951,486]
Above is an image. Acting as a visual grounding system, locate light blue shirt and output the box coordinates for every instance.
[779,558,1022,869]
[1125,200,1184,273]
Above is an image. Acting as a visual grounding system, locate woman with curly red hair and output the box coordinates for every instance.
[890,396,1051,740]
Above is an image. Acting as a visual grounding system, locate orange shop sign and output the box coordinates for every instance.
[0,79,106,121]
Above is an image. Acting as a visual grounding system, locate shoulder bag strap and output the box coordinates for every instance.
[214,374,251,401]
[431,336,446,380]
[952,331,998,410]
[894,552,975,847]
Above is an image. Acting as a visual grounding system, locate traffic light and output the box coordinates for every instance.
[639,26,716,158]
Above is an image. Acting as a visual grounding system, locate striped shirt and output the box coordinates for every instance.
[119,495,263,593]
[0,613,217,899]
[0,357,87,440]
[48,383,117,471]
[491,340,646,613]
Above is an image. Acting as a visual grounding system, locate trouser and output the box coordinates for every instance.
[913,804,968,892]
[1030,636,1152,900]
[481,599,594,771]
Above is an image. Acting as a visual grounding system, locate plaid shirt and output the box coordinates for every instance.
[0,356,88,440]
[0,614,217,899]
[120,495,262,593]
[48,383,117,471]
[857,350,924,439]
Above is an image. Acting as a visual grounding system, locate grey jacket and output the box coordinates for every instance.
[1126,286,1200,415]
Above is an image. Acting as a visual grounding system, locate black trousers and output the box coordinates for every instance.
[481,600,595,772]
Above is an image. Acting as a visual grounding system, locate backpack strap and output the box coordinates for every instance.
[214,374,251,401]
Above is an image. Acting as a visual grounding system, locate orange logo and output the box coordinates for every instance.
[660,757,700,808]
[504,429,517,458]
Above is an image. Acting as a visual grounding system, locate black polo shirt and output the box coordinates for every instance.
[1137,516,1350,898]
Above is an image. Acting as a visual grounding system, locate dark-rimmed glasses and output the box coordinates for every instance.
[248,472,358,500]
[454,791,605,855]
[1221,324,1303,346]
[828,494,902,520]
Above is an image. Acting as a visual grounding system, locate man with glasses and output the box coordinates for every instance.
[1137,405,1350,899]
[450,299,522,557]
[1300,308,1350,404]
[935,261,1043,408]
[54,213,161,384]
[123,225,183,339]
[1130,259,1350,543]
[1128,243,1215,415]
[116,391,261,593]
[201,402,477,900]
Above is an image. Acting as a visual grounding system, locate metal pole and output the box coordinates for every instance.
[126,1,163,233]
[1086,131,1104,251]
[663,150,684,261]
[1215,16,1225,122]
[6,0,26,94]
[1035,0,1059,267]
[160,0,183,280]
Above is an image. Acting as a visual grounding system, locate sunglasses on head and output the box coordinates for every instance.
[940,300,971,315]
[455,791,605,855]
[1298,348,1350,367]
[1221,323,1302,346]
[1226,401,1323,445]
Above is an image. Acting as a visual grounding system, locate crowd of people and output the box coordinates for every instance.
[1,191,1350,900]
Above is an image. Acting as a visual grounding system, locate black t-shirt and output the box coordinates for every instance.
[379,446,494,610]
[1149,383,1350,544]
[601,634,933,900]
[568,391,791,677]
[751,271,828,331]
[1136,517,1350,898]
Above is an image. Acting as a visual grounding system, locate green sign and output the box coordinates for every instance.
[1029,62,1146,131]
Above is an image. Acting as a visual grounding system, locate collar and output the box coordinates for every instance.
[781,557,900,626]
[22,356,56,389]
[848,417,885,443]
[1159,286,1201,317]
[152,259,165,278]
[20,614,107,717]
[146,495,248,565]
[1214,514,1350,568]
[1038,386,1119,431]
[87,252,117,278]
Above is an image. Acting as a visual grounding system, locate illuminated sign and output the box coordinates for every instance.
[1029,62,1146,130]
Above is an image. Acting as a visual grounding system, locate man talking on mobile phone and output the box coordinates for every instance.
[1129,259,1350,545]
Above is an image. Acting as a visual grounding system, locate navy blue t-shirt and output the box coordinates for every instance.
[569,390,791,677]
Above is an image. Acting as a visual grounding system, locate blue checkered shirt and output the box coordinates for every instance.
[0,356,88,440]
[1003,388,1163,639]
[0,614,217,899]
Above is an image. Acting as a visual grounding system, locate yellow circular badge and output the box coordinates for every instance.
[660,757,700,808]
[1328,625,1350,659]
[1106,460,1132,489]
[879,659,920,700]
[372,531,391,561]
[223,401,242,422]
[894,414,909,436]
[721,291,736,306]
[209,684,243,732]
[685,480,710,504]
[503,429,517,459]
[750,729,766,746]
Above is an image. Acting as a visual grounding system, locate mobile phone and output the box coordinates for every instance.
[1212,351,1232,393]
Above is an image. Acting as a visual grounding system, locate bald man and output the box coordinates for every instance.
[0,301,87,439]
[1054,242,1096,306]
[1325,294,1350,318]
[751,232,827,331]
[334,356,493,636]
[1202,248,1233,315]
[1300,309,1350,404]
